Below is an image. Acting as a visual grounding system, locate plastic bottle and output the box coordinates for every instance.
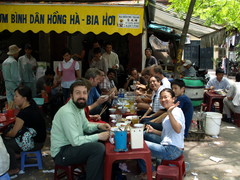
[118,88,125,98]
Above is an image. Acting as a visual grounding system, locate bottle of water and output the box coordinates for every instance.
[118,88,125,98]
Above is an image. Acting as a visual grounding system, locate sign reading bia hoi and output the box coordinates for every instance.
[0,4,143,35]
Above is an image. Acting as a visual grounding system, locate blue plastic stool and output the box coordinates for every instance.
[21,150,43,171]
[0,173,10,180]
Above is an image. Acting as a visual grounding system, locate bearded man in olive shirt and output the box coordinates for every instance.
[51,79,110,180]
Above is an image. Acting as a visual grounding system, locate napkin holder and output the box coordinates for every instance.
[130,127,144,149]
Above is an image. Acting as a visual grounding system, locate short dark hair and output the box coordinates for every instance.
[141,67,150,76]
[145,48,152,53]
[70,78,91,94]
[107,68,117,76]
[152,65,163,75]
[216,68,224,74]
[24,43,32,50]
[160,88,175,98]
[84,68,101,80]
[130,68,138,74]
[62,48,71,56]
[171,79,185,88]
[236,72,240,82]
[45,68,55,76]
[105,41,112,47]
[93,47,101,55]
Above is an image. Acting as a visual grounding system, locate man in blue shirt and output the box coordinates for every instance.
[171,79,194,137]
[85,68,109,121]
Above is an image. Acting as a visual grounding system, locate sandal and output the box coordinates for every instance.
[8,168,20,176]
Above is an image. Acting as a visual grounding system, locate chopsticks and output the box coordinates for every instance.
[99,105,108,116]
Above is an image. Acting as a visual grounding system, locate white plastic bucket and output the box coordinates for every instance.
[205,112,222,136]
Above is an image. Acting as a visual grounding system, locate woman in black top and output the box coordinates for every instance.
[4,86,46,175]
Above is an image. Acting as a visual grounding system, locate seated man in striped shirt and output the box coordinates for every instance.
[99,68,117,96]
[140,76,165,125]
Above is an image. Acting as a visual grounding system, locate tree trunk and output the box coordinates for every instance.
[175,0,197,78]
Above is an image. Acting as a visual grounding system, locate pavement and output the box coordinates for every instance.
[11,121,240,180]
[9,70,240,180]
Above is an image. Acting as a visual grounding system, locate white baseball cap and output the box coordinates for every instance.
[183,60,192,66]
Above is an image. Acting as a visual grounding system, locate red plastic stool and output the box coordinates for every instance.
[54,164,85,180]
[234,113,240,127]
[161,155,186,180]
[156,165,179,180]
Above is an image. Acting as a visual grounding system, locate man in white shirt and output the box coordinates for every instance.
[89,47,108,73]
[102,42,119,71]
[150,65,171,89]
[205,68,231,90]
[223,72,240,123]
[18,44,37,97]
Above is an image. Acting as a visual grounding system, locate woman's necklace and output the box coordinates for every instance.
[21,102,30,110]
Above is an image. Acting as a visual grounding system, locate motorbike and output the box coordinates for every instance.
[228,60,239,76]
[193,64,210,84]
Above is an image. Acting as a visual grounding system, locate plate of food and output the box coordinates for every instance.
[214,89,226,95]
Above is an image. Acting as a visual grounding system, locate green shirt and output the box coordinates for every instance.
[50,99,99,157]
[2,56,20,84]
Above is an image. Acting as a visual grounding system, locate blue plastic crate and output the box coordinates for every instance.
[33,98,44,106]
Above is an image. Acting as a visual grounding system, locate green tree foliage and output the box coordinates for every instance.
[169,0,240,30]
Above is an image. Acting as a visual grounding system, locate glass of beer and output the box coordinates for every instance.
[131,115,139,125]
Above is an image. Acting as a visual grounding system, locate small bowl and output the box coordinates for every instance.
[109,114,117,119]
[125,120,131,125]
[109,108,116,114]
[134,123,145,128]
[126,115,139,120]
[110,127,118,132]
[118,107,128,114]
[111,120,117,124]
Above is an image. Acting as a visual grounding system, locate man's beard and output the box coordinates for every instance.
[73,98,87,109]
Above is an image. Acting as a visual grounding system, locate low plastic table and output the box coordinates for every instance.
[104,141,152,180]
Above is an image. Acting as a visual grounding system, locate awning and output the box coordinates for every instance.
[148,23,181,41]
[149,2,226,47]
[0,1,144,36]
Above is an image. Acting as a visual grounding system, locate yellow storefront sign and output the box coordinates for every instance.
[0,4,144,36]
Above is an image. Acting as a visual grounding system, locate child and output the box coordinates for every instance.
[171,79,194,137]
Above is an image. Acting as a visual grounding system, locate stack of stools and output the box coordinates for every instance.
[156,154,186,180]
[234,113,240,127]
[54,164,85,180]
